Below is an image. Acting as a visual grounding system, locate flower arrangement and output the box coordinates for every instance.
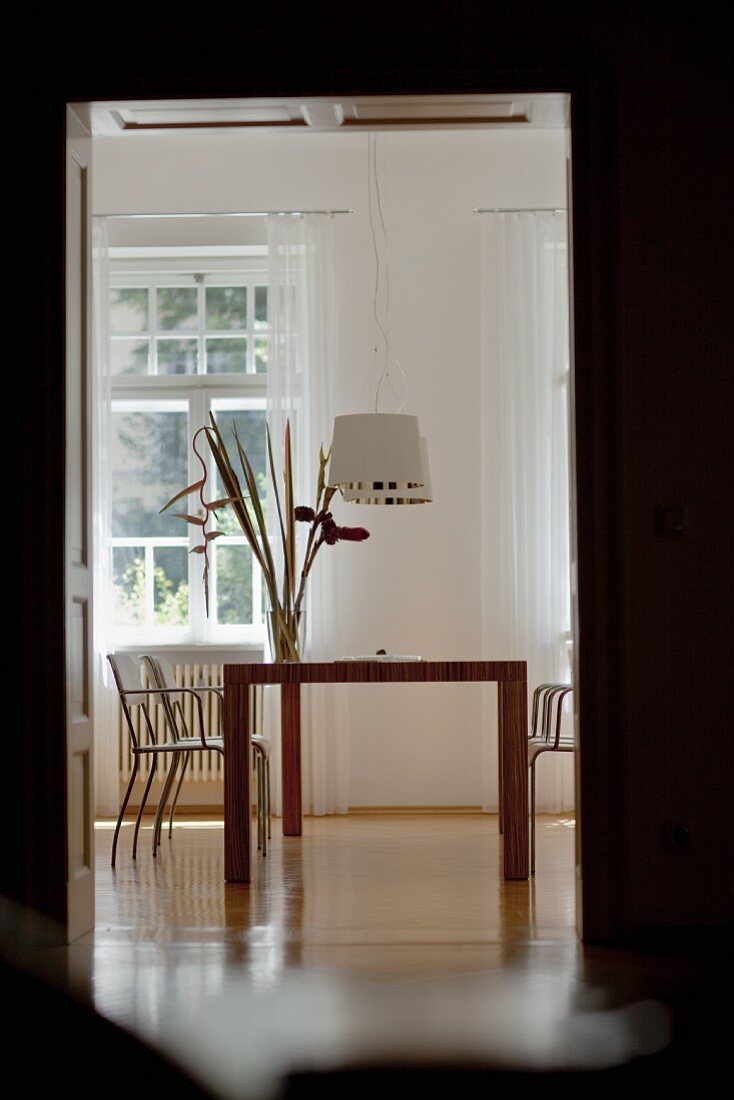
[160,413,369,662]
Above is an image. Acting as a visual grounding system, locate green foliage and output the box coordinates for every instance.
[154,561,189,626]
[112,411,189,538]
[206,286,247,329]
[113,554,145,626]
[216,545,253,625]
[157,286,198,330]
[113,555,189,627]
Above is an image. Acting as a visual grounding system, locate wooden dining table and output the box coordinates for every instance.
[222,660,529,883]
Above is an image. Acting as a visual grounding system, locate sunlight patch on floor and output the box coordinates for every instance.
[95,819,225,830]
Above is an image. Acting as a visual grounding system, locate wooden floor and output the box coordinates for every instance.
[17,814,710,1092]
[93,813,576,980]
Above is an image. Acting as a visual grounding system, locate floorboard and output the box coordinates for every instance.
[7,814,714,1093]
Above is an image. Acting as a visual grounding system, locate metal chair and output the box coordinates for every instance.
[107,652,222,867]
[139,654,271,856]
[528,682,574,874]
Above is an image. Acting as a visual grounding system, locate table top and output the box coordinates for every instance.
[223,660,527,685]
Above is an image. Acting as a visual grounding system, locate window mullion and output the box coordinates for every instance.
[189,389,206,642]
[248,278,254,374]
[198,274,206,375]
[145,544,155,631]
[150,283,157,375]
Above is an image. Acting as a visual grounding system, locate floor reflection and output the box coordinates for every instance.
[4,815,712,1095]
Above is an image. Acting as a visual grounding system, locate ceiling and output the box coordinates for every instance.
[80,93,569,136]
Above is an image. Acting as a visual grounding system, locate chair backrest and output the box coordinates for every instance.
[107,652,148,706]
[530,683,573,746]
[107,652,157,752]
[140,653,182,704]
[139,654,185,741]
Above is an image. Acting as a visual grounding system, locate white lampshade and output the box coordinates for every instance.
[341,436,433,504]
[328,413,428,497]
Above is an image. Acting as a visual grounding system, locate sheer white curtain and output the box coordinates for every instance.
[91,217,118,815]
[480,211,574,813]
[264,213,349,816]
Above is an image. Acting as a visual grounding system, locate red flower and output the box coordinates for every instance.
[334,526,370,542]
[321,518,339,544]
[320,521,370,545]
[295,506,315,522]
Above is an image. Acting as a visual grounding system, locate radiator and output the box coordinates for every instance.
[118,662,225,785]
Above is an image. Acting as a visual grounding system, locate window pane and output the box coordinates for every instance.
[206,337,247,374]
[254,285,268,330]
[154,546,189,626]
[212,408,267,530]
[110,288,148,333]
[157,337,198,375]
[206,286,247,330]
[216,544,253,625]
[113,547,145,626]
[157,286,198,331]
[111,337,149,376]
[111,407,189,537]
[254,336,269,373]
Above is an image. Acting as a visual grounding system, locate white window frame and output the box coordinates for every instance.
[109,250,269,649]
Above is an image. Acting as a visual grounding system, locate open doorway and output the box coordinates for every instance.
[70,92,577,1009]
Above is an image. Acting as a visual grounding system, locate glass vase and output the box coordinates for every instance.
[266,608,306,663]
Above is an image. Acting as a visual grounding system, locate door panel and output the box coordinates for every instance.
[65,105,94,941]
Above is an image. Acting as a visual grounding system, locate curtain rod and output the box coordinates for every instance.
[472,207,567,213]
[96,209,355,220]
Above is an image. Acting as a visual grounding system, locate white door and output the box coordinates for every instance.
[65,105,94,940]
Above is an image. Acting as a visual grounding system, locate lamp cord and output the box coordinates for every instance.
[367,132,409,414]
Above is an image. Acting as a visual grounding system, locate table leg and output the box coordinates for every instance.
[224,683,250,882]
[498,679,529,879]
[281,682,302,836]
[498,712,504,836]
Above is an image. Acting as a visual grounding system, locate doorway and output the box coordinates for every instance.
[66,93,579,962]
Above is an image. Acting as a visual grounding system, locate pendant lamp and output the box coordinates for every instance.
[329,414,432,503]
[328,134,432,504]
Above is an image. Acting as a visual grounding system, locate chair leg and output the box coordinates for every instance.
[261,756,267,858]
[530,758,537,876]
[257,755,263,852]
[266,759,271,840]
[252,748,259,851]
[153,754,178,854]
[112,755,139,868]
[168,751,190,838]
[133,756,158,860]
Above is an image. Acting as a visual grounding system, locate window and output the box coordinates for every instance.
[110,265,269,376]
[109,253,269,646]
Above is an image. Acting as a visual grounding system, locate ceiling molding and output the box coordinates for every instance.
[85,94,568,137]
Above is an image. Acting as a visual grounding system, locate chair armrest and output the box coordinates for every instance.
[190,685,223,736]
[120,686,213,750]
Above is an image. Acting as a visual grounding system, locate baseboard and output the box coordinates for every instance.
[96,806,489,821]
[347,806,487,815]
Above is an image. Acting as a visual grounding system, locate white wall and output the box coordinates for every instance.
[94,127,567,807]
